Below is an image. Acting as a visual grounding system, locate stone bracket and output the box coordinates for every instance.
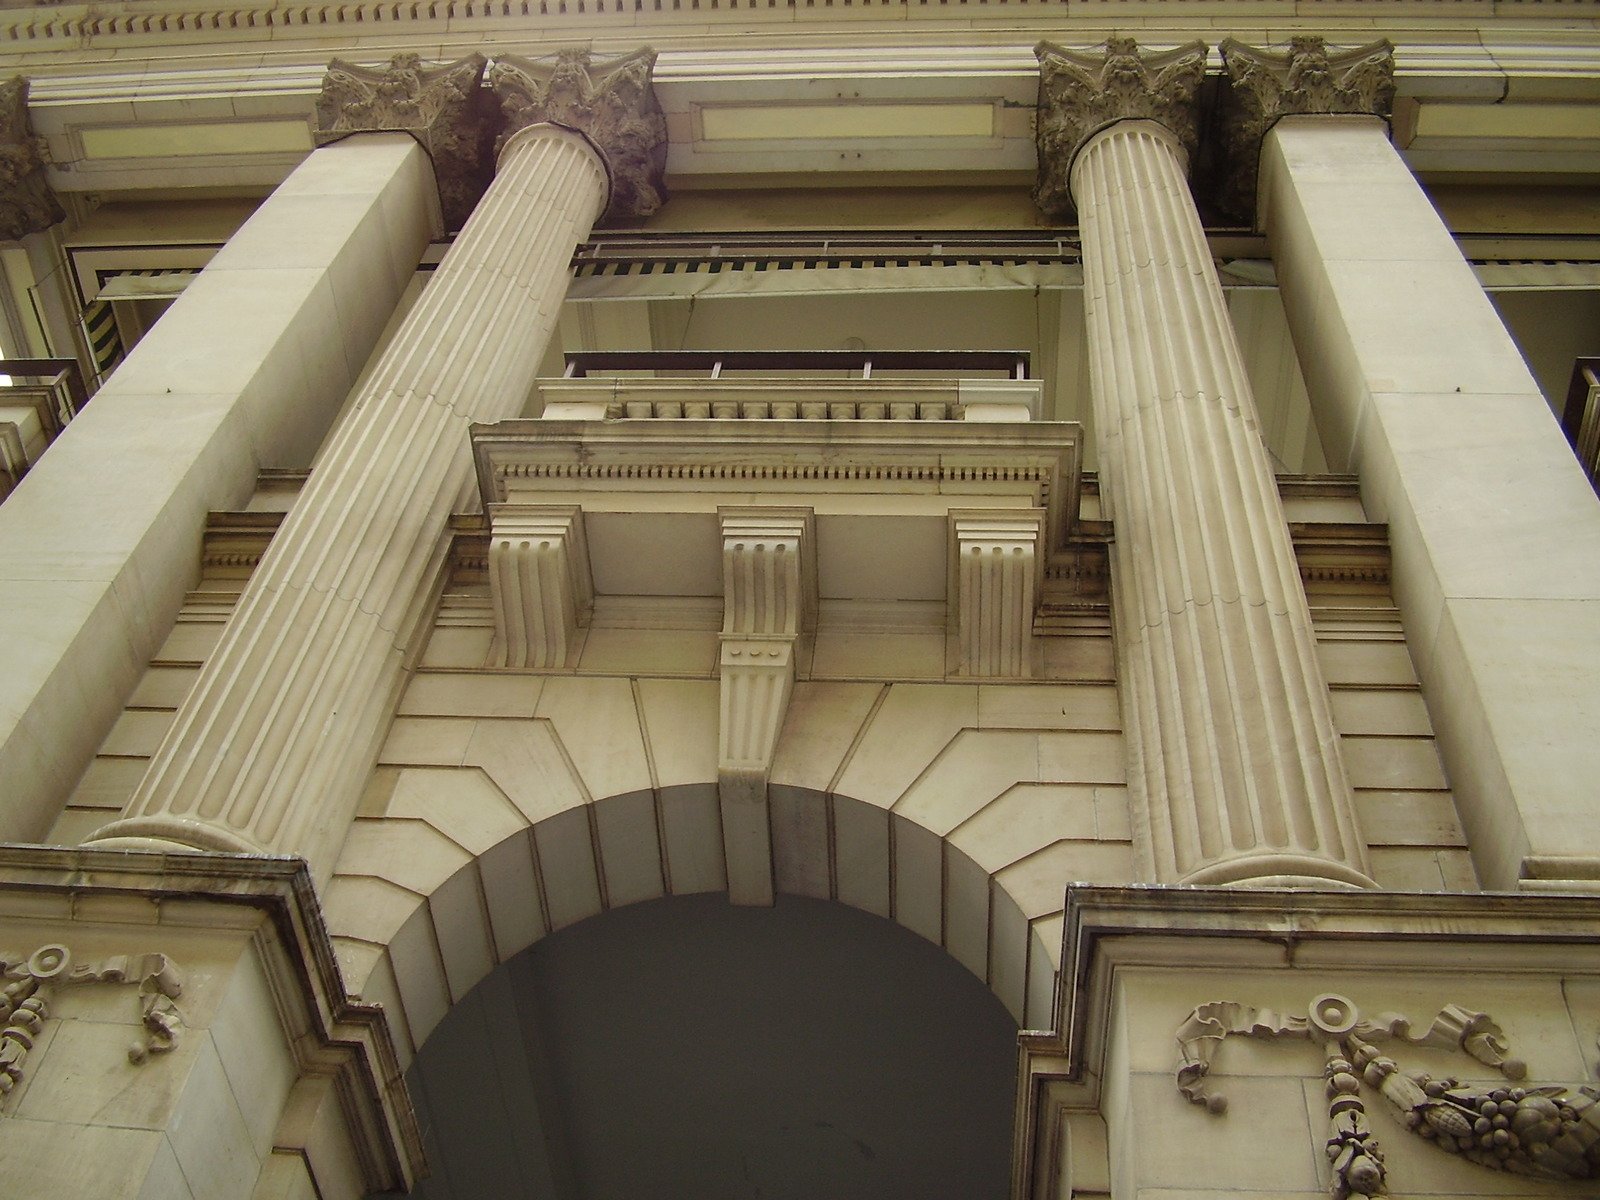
[487,504,594,670]
[948,508,1044,678]
[716,507,814,906]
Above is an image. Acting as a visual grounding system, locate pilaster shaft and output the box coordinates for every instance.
[1043,41,1373,888]
[89,123,610,877]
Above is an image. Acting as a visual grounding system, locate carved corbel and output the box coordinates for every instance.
[487,504,594,670]
[1218,37,1396,221]
[0,78,63,242]
[488,48,668,224]
[313,52,494,230]
[717,508,815,906]
[949,510,1044,678]
[1033,38,1208,219]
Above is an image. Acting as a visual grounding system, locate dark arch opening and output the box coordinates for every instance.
[391,892,1018,1199]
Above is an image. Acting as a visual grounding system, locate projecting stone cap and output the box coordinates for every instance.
[314,52,494,230]
[0,77,63,241]
[1219,37,1395,220]
[1033,37,1207,219]
[489,48,668,225]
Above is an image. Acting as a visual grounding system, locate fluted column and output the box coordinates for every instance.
[1036,39,1373,888]
[89,50,667,880]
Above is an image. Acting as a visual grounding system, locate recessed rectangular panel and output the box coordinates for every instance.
[700,102,995,142]
[817,513,945,601]
[586,511,721,597]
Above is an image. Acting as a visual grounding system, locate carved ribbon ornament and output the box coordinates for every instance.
[1176,994,1600,1198]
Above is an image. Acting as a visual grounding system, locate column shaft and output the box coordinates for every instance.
[1075,120,1371,887]
[1261,116,1600,890]
[90,125,608,879]
[0,134,433,842]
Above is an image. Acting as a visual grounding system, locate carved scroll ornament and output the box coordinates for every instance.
[1218,38,1396,220]
[314,52,494,230]
[1033,38,1207,219]
[0,77,63,242]
[1177,993,1600,1197]
[489,48,668,224]
[0,944,184,1102]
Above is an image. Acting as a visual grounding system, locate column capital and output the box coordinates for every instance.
[1033,38,1207,219]
[489,48,668,224]
[0,78,64,241]
[314,52,493,230]
[1219,37,1395,218]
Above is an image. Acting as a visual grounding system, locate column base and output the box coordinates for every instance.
[1179,852,1377,890]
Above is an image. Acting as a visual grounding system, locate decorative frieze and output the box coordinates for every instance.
[0,78,63,242]
[1033,38,1207,218]
[949,510,1043,678]
[487,504,594,670]
[489,48,668,224]
[717,508,814,906]
[1177,992,1600,1194]
[314,52,493,229]
[1219,38,1396,219]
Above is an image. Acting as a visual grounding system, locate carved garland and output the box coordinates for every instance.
[0,945,184,1103]
[1176,993,1600,1197]
[0,77,63,242]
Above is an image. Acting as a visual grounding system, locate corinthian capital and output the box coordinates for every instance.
[314,52,493,230]
[1033,38,1207,218]
[1219,37,1395,218]
[489,48,668,224]
[0,78,63,242]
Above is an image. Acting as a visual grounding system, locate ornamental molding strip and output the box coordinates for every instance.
[1176,993,1600,1197]
[1219,37,1396,220]
[0,77,62,241]
[1032,37,1207,219]
[488,47,668,224]
[314,51,492,230]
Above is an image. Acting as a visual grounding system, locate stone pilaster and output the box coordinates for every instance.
[1219,37,1395,219]
[1037,40,1373,889]
[490,47,668,224]
[487,504,594,669]
[314,52,494,230]
[717,508,814,906]
[0,77,63,241]
[89,50,668,881]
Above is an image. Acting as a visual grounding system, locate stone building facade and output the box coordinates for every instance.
[0,2,1597,1197]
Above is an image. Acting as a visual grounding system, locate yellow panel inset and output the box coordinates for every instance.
[81,120,312,160]
[700,102,995,142]
[1416,103,1600,141]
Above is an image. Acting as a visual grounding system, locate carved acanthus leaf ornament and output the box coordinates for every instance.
[0,78,63,242]
[489,48,668,225]
[1033,38,1207,219]
[314,52,493,230]
[1177,993,1600,1198]
[1219,37,1396,220]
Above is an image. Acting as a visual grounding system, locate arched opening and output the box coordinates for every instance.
[392,892,1018,1199]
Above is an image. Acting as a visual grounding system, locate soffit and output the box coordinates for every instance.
[19,38,1600,197]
